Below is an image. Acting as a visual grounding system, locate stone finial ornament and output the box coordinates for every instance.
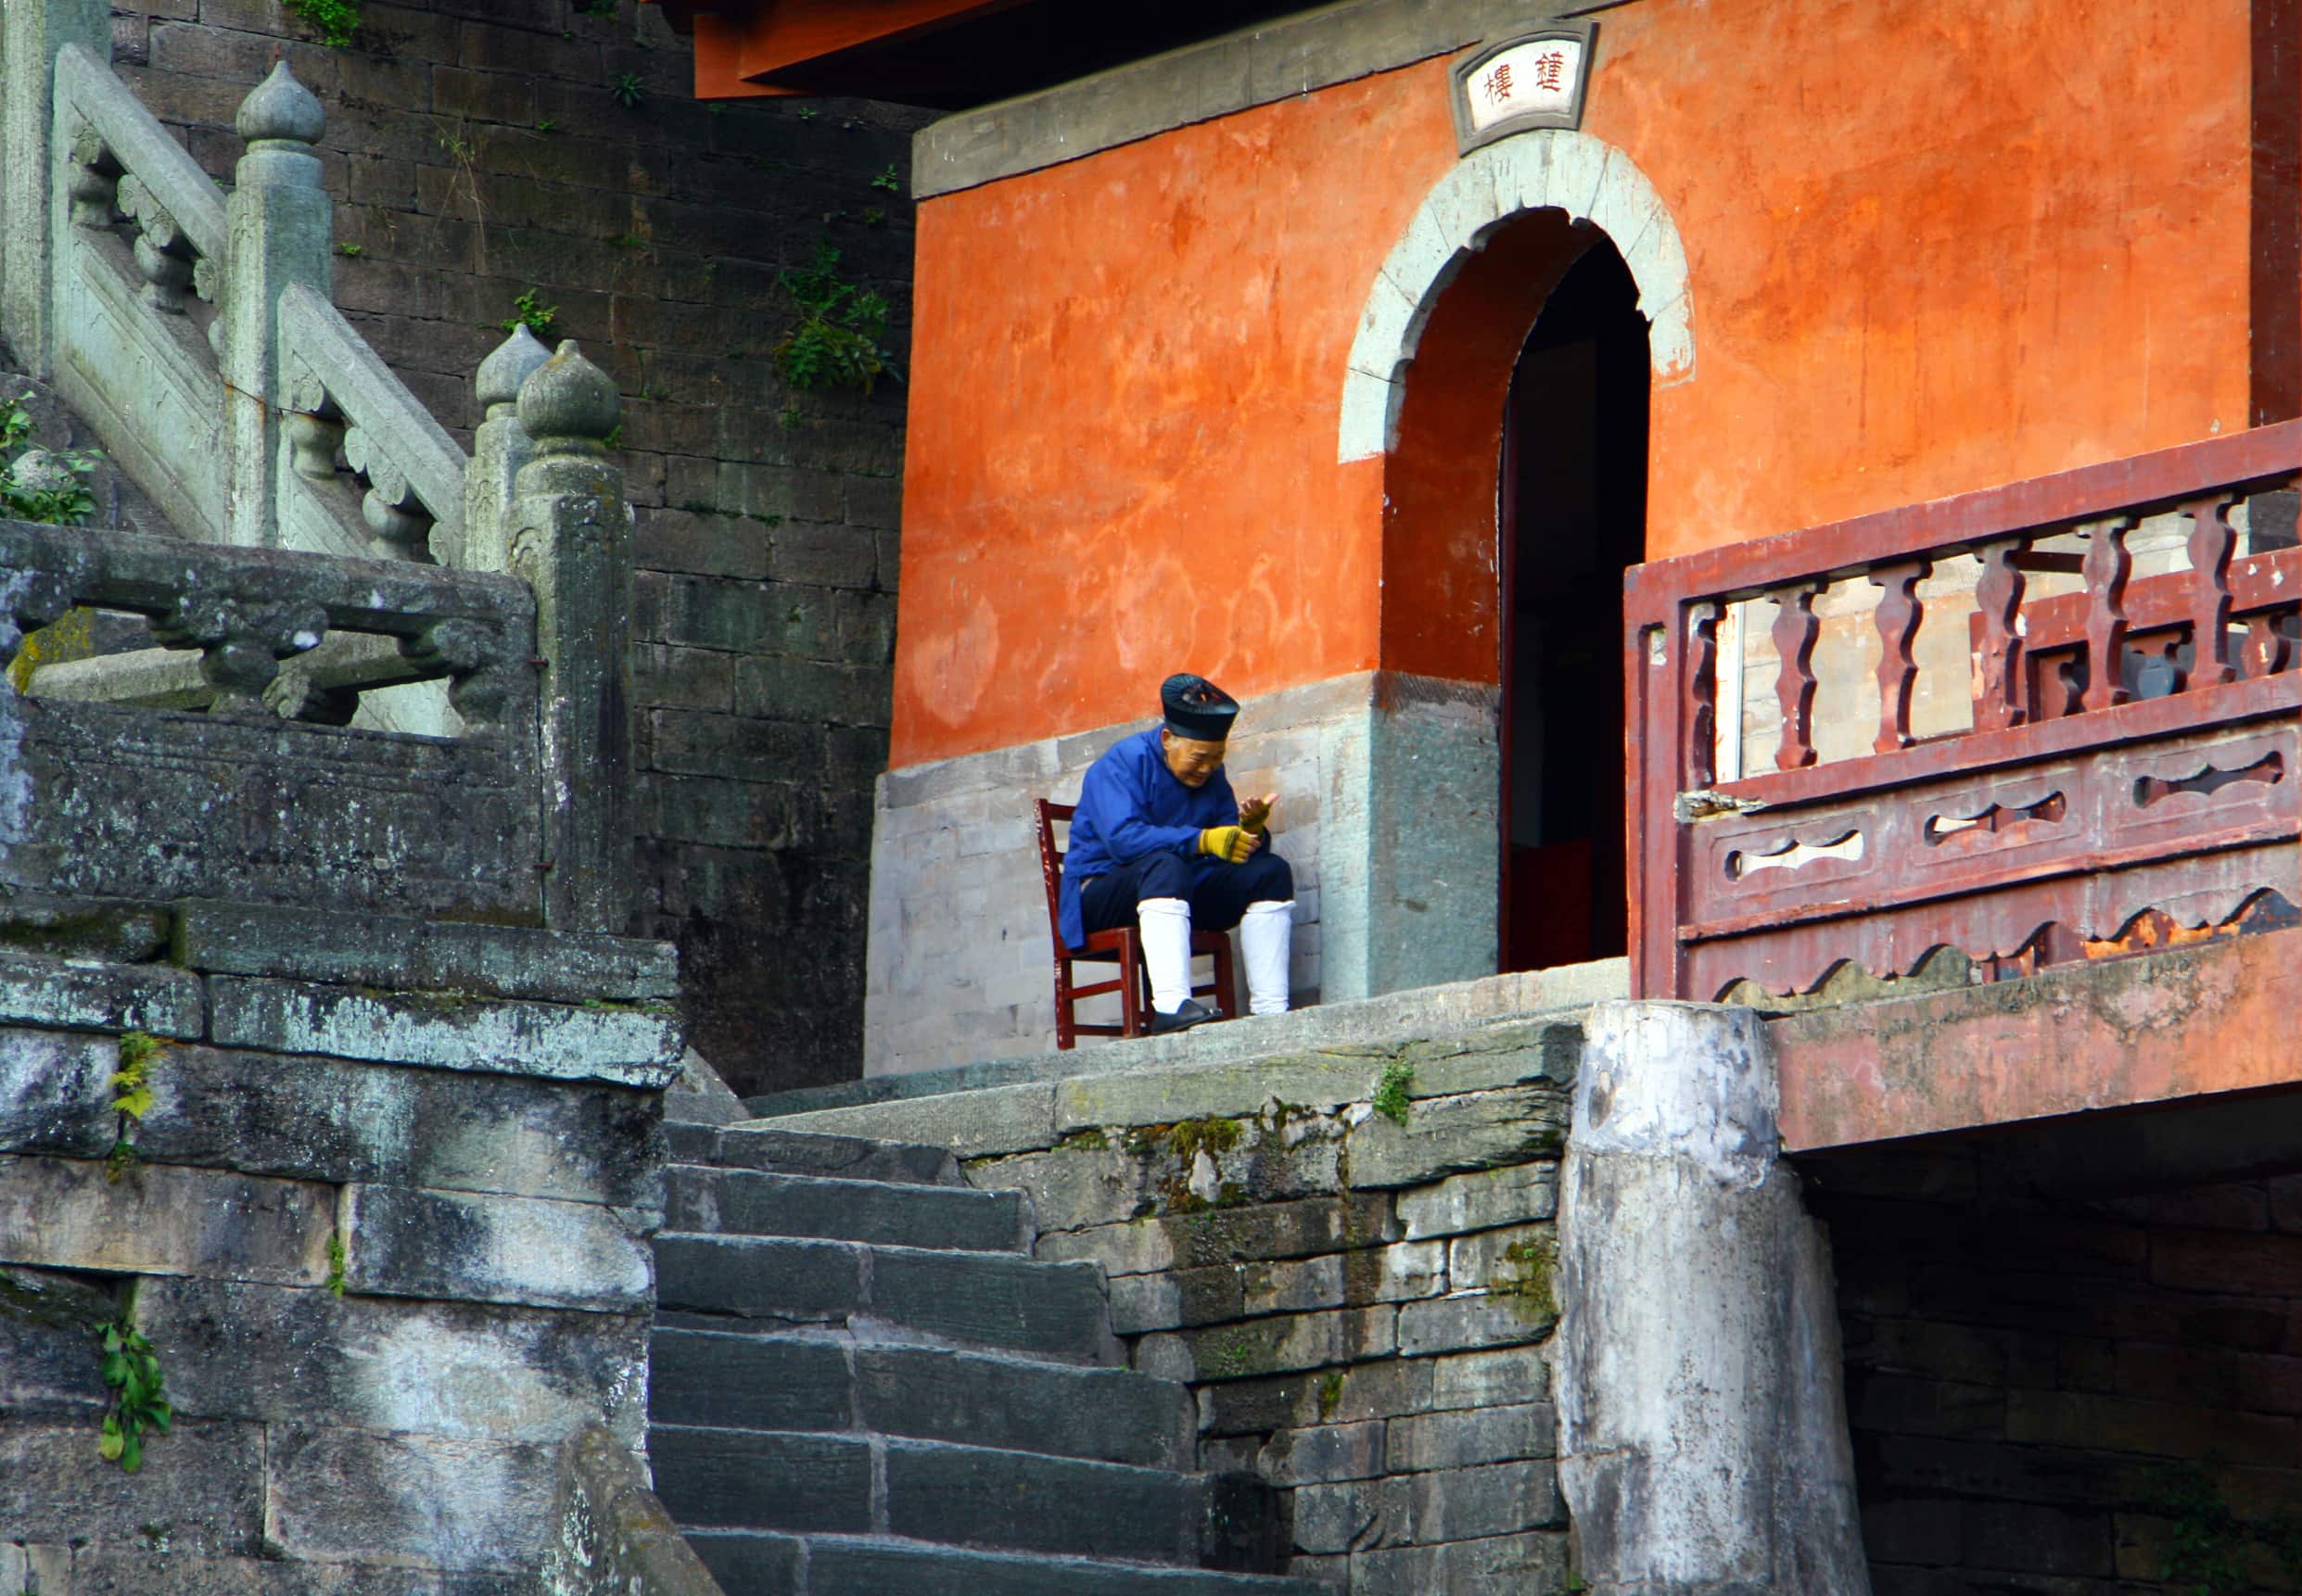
[235,59,326,147]
[477,324,552,416]
[516,341,619,452]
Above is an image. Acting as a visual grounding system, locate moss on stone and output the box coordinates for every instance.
[1056,1128,1111,1152]
[1488,1235,1558,1326]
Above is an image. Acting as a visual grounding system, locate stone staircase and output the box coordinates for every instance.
[0,359,183,540]
[653,1119,1332,1596]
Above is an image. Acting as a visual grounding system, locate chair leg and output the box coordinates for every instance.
[1215,933,1238,1021]
[1118,929,1145,1037]
[1053,957,1075,1050]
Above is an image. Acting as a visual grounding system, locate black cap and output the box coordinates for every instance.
[1161,673,1239,741]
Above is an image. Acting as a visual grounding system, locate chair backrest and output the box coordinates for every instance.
[1033,800,1074,943]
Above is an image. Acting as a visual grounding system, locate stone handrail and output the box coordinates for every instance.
[0,515,532,724]
[281,283,471,566]
[55,41,225,278]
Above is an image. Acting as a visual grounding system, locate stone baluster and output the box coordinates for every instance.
[152,590,329,716]
[3,0,108,377]
[65,124,120,230]
[1772,582,1822,770]
[221,60,331,549]
[512,342,633,932]
[464,325,549,573]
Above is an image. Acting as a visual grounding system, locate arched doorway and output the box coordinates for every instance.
[1499,242,1648,971]
[1332,130,1691,1000]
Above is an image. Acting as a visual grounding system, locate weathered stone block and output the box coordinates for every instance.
[969,1145,1162,1234]
[1386,1401,1557,1472]
[0,1265,113,1417]
[0,1027,116,1156]
[0,1155,334,1286]
[1137,1305,1395,1384]
[1037,1195,1400,1276]
[1396,1291,1554,1357]
[0,1418,268,1552]
[264,1424,556,1571]
[1291,1459,1565,1553]
[1256,1419,1385,1486]
[1344,1086,1567,1189]
[1448,1224,1558,1293]
[1200,1356,1441,1437]
[174,901,678,1004]
[1432,1346,1550,1411]
[135,1277,650,1446]
[342,1184,652,1312]
[1396,1162,1558,1240]
[0,948,202,1037]
[767,1083,1058,1159]
[209,977,682,1087]
[1400,1020,1582,1098]
[1054,1055,1389,1132]
[1347,1528,1572,1595]
[134,1044,663,1208]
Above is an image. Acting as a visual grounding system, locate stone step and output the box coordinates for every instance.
[664,1163,1028,1253]
[653,1233,1120,1365]
[671,1121,965,1187]
[650,1327,1195,1469]
[683,1532,1331,1596]
[654,1428,1209,1565]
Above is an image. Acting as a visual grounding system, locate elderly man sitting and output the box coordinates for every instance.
[1057,674,1294,1033]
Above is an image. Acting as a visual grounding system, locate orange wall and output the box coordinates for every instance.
[894,0,2254,767]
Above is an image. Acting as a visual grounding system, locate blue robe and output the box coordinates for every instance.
[1058,728,1239,950]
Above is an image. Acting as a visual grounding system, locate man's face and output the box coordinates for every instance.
[1161,730,1227,788]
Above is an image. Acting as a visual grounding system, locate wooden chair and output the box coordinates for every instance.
[1035,799,1236,1049]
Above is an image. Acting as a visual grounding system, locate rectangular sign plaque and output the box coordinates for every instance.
[1450,22,1596,153]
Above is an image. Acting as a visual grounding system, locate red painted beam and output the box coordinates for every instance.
[1771,924,2302,1152]
[643,0,1015,95]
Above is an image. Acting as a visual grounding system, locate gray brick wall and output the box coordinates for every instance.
[109,0,928,1096]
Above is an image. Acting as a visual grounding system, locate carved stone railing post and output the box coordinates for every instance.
[466,325,550,573]
[2,0,108,376]
[221,60,331,548]
[512,343,633,933]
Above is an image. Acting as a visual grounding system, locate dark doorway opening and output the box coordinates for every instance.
[1499,240,1650,973]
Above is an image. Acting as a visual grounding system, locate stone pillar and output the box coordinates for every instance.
[2,0,108,376]
[220,60,330,548]
[464,324,549,573]
[1557,1000,1872,1596]
[513,341,633,934]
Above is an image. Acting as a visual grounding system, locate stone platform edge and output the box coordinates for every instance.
[743,958,1628,1129]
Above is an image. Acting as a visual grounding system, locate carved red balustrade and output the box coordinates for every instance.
[1623,422,2302,1002]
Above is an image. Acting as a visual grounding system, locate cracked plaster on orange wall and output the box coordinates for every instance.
[892,0,2251,768]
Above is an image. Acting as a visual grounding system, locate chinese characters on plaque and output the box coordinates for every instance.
[1450,28,1593,153]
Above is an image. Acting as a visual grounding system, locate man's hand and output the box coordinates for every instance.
[1199,825,1259,864]
[1238,792,1278,836]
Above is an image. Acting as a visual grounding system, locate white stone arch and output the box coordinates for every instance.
[1338,130,1694,462]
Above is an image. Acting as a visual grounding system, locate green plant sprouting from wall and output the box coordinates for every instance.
[500,290,559,339]
[773,240,897,395]
[0,395,102,529]
[104,1031,164,1184]
[607,71,646,108]
[285,0,361,48]
[95,1304,171,1473]
[1370,1058,1415,1125]
[2148,1461,2249,1596]
[326,1230,349,1298]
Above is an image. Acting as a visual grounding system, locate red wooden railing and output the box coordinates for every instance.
[1623,422,2302,1002]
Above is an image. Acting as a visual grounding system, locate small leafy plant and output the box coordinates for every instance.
[871,163,901,193]
[336,242,362,257]
[0,395,101,526]
[535,117,560,133]
[500,289,559,338]
[1370,1058,1415,1125]
[607,71,646,108]
[325,1231,349,1298]
[95,1312,171,1472]
[285,0,360,47]
[104,1032,163,1184]
[772,240,896,394]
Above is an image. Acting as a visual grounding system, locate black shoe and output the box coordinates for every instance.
[1149,998,1222,1035]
